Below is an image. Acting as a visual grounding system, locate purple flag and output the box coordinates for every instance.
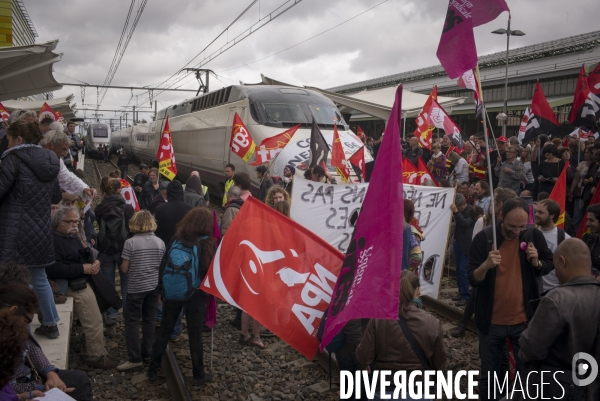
[320,86,404,351]
[436,0,509,79]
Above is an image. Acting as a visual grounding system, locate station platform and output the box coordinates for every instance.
[30,297,74,370]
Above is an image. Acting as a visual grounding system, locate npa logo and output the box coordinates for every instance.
[573,352,598,386]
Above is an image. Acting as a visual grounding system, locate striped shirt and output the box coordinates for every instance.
[121,232,166,293]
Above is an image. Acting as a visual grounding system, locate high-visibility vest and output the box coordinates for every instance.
[473,165,487,180]
[222,179,234,206]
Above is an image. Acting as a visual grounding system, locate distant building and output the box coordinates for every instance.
[0,0,52,101]
[330,30,600,140]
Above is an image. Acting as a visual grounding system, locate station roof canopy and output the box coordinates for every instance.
[3,95,77,121]
[307,86,465,120]
[0,40,63,103]
[257,75,465,121]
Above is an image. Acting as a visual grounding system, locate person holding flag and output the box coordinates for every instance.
[156,116,178,180]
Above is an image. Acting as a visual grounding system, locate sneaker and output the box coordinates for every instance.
[34,324,59,339]
[142,355,152,364]
[104,325,117,338]
[87,354,120,369]
[260,329,276,338]
[451,293,462,301]
[455,299,468,307]
[170,333,182,342]
[193,373,213,386]
[450,323,467,337]
[147,369,158,381]
[117,361,144,372]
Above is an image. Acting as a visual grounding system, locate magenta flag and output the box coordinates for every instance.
[436,0,509,79]
[320,86,404,351]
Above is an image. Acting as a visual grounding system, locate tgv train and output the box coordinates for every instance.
[85,122,112,154]
[110,84,370,195]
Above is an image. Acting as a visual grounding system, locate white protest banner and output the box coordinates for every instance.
[290,178,454,298]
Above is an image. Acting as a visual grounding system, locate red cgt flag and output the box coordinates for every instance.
[230,113,256,162]
[402,158,418,185]
[0,102,9,122]
[331,123,351,182]
[414,86,437,151]
[250,124,299,166]
[201,197,344,359]
[156,116,178,180]
[39,102,57,122]
[119,179,140,212]
[356,125,366,140]
[549,163,569,229]
[54,110,66,123]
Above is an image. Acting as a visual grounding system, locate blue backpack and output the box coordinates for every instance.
[162,239,205,302]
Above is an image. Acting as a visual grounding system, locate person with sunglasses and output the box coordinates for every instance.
[467,197,554,400]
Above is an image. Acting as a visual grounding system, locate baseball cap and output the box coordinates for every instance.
[139,163,148,169]
[497,136,508,143]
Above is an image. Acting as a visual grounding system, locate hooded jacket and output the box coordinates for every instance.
[0,145,60,268]
[94,193,134,254]
[154,181,193,244]
[183,175,207,208]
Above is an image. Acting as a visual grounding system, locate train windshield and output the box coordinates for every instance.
[262,103,309,124]
[93,128,108,138]
[309,105,343,126]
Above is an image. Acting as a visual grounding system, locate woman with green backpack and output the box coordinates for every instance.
[147,207,215,387]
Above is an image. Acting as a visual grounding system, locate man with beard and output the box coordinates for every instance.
[475,180,492,215]
[281,164,295,194]
[468,198,553,400]
[535,199,569,293]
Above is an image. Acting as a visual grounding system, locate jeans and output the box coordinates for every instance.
[120,165,128,179]
[478,323,525,401]
[453,241,470,300]
[125,290,158,363]
[30,267,59,326]
[156,303,183,339]
[149,290,207,380]
[66,285,106,360]
[99,252,128,322]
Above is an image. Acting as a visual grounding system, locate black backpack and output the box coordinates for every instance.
[98,214,128,255]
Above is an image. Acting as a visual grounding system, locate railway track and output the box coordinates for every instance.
[90,158,192,401]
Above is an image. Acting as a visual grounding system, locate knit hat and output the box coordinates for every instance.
[285,165,296,175]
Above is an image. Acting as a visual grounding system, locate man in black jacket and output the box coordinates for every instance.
[519,238,600,400]
[154,180,193,245]
[132,163,149,202]
[468,197,553,400]
[117,150,131,179]
[48,206,119,369]
[450,193,474,306]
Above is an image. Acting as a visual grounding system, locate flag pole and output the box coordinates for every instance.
[476,65,498,249]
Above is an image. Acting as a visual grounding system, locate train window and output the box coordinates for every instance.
[249,103,260,122]
[278,88,309,96]
[262,103,309,124]
[309,104,345,126]
[93,129,108,138]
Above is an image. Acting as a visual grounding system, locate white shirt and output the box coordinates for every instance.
[539,226,570,292]
[57,158,89,198]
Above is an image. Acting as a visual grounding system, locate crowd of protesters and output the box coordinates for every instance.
[0,109,599,401]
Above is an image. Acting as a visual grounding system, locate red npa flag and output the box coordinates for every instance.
[201,197,343,359]
[0,102,9,122]
[402,158,418,185]
[417,157,439,187]
[331,123,351,183]
[119,179,140,212]
[414,86,437,150]
[348,146,366,181]
[156,116,178,180]
[38,102,57,122]
[250,124,299,166]
[549,163,568,229]
[230,113,256,162]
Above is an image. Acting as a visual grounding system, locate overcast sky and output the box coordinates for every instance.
[24,0,598,123]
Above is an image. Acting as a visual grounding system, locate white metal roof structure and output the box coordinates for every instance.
[307,86,465,120]
[0,40,63,102]
[3,95,77,121]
